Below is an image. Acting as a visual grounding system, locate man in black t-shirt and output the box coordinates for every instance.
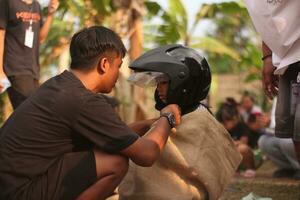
[0,26,182,200]
[0,0,59,109]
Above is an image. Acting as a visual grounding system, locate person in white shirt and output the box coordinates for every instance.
[244,0,300,164]
[240,92,262,123]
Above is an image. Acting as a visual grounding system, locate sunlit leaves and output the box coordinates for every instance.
[192,37,240,61]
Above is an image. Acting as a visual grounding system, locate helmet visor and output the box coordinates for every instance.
[127,71,169,87]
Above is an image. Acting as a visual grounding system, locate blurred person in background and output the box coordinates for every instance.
[216,97,258,177]
[240,92,262,123]
[0,0,59,109]
[239,92,270,152]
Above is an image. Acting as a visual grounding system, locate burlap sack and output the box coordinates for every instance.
[118,108,242,200]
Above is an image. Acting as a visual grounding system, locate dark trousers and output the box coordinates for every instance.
[7,75,39,109]
[275,61,300,141]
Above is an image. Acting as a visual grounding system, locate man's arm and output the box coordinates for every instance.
[262,41,278,99]
[121,104,181,167]
[39,0,59,43]
[128,118,157,136]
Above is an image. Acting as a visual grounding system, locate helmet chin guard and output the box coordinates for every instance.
[129,44,211,114]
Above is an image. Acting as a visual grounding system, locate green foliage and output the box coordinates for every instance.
[203,2,261,74]
[59,0,85,21]
[40,19,73,66]
[192,37,240,61]
[168,0,188,33]
[92,0,113,15]
[199,1,248,17]
[40,0,114,69]
[144,1,161,17]
[144,0,248,69]
[144,0,186,45]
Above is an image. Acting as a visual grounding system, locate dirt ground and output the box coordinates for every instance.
[221,160,300,200]
[108,160,300,200]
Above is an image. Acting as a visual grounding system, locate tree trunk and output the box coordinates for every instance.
[111,0,151,123]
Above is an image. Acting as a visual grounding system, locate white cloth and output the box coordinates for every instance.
[241,105,262,123]
[244,0,300,75]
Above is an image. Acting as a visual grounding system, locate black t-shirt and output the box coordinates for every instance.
[247,130,262,149]
[0,0,43,79]
[0,71,139,198]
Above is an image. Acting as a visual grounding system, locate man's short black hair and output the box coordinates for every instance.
[70,26,127,70]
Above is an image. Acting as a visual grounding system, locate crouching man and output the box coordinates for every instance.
[0,26,181,200]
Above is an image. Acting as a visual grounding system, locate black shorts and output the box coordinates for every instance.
[15,151,97,200]
[7,75,39,109]
[275,61,300,141]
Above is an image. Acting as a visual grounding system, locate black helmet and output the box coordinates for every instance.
[129,44,211,114]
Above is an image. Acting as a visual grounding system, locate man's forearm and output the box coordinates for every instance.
[128,118,157,136]
[120,104,180,167]
[143,117,172,152]
[121,117,172,167]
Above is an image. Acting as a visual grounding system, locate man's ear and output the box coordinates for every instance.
[97,57,110,74]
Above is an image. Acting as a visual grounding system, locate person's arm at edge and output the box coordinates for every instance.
[262,41,278,99]
[0,29,5,78]
[262,41,272,59]
[39,0,59,43]
[0,29,7,90]
[39,15,53,43]
[121,104,181,167]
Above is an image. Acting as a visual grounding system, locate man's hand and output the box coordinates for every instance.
[48,0,59,15]
[160,104,181,126]
[262,57,278,99]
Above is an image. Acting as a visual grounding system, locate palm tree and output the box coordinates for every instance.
[110,0,157,122]
[143,0,241,64]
